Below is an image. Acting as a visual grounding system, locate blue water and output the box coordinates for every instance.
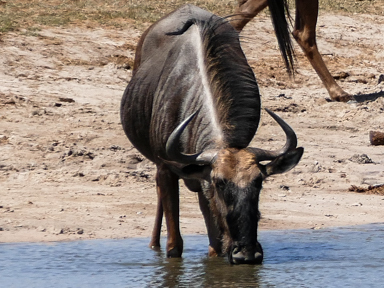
[1,224,384,288]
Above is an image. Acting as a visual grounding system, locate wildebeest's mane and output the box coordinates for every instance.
[198,16,261,149]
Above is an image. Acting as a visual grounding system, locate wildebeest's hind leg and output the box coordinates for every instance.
[292,0,352,102]
[154,163,183,257]
[198,191,223,257]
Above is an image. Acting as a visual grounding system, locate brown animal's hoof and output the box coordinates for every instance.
[149,239,161,251]
[208,245,220,257]
[149,244,161,252]
[167,247,183,258]
[339,94,354,103]
[330,92,354,102]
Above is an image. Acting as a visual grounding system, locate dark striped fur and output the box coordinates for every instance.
[121,5,261,162]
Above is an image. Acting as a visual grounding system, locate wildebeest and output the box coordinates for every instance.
[231,0,352,102]
[121,4,303,264]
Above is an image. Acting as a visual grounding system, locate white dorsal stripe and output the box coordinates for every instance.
[188,24,224,144]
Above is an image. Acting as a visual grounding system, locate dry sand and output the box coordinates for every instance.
[1,12,384,244]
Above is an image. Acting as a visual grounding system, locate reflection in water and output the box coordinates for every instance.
[150,256,261,288]
[1,224,384,288]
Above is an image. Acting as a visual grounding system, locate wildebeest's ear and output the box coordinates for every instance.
[181,164,211,180]
[162,158,211,180]
[263,147,304,177]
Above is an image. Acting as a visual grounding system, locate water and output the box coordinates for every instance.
[1,224,384,288]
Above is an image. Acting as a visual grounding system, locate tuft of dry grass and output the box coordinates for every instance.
[1,0,383,33]
[319,0,384,15]
[0,0,237,32]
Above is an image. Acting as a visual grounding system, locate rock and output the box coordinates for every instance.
[351,203,363,207]
[110,145,122,151]
[58,97,75,103]
[310,161,323,173]
[37,226,46,232]
[280,185,290,191]
[333,72,350,80]
[273,103,306,113]
[73,172,85,177]
[0,135,8,142]
[369,131,384,146]
[348,154,373,164]
[30,109,46,117]
[378,74,384,84]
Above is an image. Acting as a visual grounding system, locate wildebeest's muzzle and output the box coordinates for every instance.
[229,242,263,264]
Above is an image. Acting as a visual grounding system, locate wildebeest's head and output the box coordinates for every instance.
[165,109,303,264]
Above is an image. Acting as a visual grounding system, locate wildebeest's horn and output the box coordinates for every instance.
[166,112,216,165]
[248,108,298,161]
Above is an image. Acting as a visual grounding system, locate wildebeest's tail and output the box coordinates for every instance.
[268,0,295,74]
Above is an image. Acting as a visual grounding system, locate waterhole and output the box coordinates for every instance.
[1,224,383,287]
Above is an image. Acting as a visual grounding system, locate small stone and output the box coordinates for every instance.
[349,154,373,164]
[59,97,75,103]
[38,226,46,232]
[351,202,363,207]
[378,74,384,84]
[333,71,350,80]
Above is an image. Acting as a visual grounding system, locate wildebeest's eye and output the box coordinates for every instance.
[252,176,263,189]
[215,178,228,190]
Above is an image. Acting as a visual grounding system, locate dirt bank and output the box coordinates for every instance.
[1,12,383,243]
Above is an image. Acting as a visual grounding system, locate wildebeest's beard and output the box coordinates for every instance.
[212,178,263,264]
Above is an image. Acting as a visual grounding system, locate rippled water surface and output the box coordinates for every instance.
[1,224,384,288]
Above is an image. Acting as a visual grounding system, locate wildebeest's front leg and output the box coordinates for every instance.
[292,0,352,102]
[198,191,223,257]
[149,190,163,250]
[154,163,183,258]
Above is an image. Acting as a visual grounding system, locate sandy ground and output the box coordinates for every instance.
[1,11,384,244]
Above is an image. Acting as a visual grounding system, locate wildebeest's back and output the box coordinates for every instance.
[121,5,222,162]
[121,5,260,163]
[133,5,214,70]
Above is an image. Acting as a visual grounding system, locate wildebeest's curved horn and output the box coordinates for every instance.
[248,108,298,161]
[166,112,216,165]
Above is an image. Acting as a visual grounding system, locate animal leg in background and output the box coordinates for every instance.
[154,163,183,257]
[232,0,352,102]
[231,0,268,32]
[292,0,351,102]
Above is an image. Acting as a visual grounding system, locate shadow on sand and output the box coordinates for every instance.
[353,90,384,103]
